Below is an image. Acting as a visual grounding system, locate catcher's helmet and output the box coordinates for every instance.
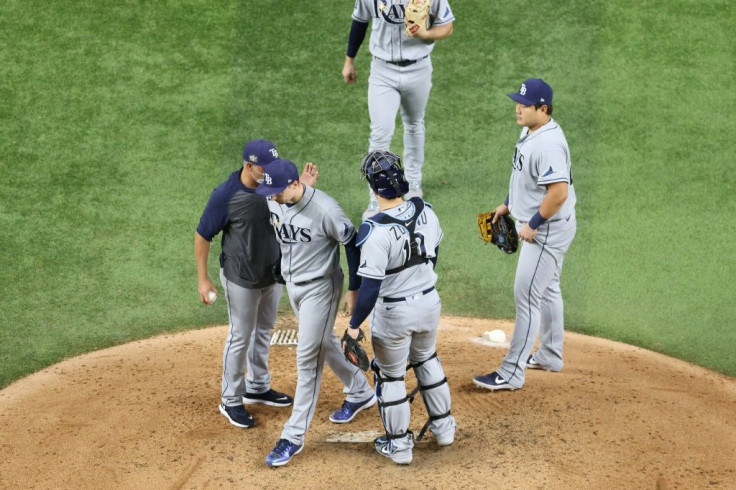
[360,150,409,198]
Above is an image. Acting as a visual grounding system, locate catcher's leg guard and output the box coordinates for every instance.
[410,353,455,443]
[371,360,414,454]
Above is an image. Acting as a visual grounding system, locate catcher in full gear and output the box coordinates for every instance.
[343,150,456,465]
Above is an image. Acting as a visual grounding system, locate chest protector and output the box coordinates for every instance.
[367,197,429,275]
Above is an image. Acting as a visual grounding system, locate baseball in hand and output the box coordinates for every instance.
[484,329,506,343]
[208,291,217,303]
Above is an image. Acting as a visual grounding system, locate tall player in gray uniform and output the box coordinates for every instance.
[342,0,455,219]
[195,139,309,428]
[255,159,376,467]
[474,79,577,391]
[345,150,455,465]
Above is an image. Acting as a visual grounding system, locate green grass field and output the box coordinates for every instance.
[1,0,734,387]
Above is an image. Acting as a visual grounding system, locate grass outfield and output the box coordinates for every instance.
[1,0,734,387]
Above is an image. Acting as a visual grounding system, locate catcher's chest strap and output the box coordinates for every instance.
[371,197,429,275]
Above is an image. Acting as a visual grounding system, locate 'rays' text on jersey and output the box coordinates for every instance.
[375,1,405,23]
[271,213,312,243]
[512,147,525,171]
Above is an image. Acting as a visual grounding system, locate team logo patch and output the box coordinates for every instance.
[519,83,527,95]
[264,173,273,185]
[249,154,258,163]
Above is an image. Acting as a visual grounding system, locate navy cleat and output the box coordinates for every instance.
[265,438,303,467]
[219,403,254,428]
[243,389,293,407]
[329,394,377,423]
[473,371,519,391]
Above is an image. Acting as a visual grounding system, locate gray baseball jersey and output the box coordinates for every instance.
[352,0,455,62]
[267,186,355,284]
[357,199,441,297]
[267,185,373,446]
[508,118,577,222]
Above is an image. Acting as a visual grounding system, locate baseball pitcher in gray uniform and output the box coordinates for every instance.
[195,139,297,429]
[255,159,376,467]
[345,150,455,465]
[474,79,577,391]
[342,0,455,219]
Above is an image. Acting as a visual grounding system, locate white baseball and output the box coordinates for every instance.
[208,291,218,303]
[484,329,506,343]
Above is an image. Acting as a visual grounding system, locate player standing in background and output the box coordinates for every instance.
[194,139,318,428]
[255,159,376,467]
[474,79,577,391]
[345,150,455,465]
[342,0,455,219]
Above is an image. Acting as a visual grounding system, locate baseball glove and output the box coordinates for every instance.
[342,328,370,371]
[272,261,286,285]
[477,211,519,254]
[405,0,430,37]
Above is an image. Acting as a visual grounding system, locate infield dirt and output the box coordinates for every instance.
[1,315,734,489]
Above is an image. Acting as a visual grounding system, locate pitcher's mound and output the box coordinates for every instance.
[1,316,734,489]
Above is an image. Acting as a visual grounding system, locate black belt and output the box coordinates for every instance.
[384,55,429,67]
[293,277,321,286]
[382,286,435,304]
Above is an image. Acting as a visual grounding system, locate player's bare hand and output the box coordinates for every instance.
[519,222,537,243]
[343,326,361,343]
[198,278,218,304]
[341,289,358,316]
[406,22,427,39]
[300,162,319,187]
[492,203,510,224]
[342,58,357,84]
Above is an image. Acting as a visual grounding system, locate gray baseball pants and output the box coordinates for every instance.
[281,269,374,446]
[368,56,433,183]
[498,213,577,388]
[219,269,281,406]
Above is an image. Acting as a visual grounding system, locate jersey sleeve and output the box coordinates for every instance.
[352,0,372,22]
[196,186,229,241]
[322,199,356,245]
[432,0,455,25]
[357,227,392,280]
[536,144,570,186]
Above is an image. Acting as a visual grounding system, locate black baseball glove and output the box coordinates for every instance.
[272,261,286,285]
[341,328,370,371]
[477,211,519,254]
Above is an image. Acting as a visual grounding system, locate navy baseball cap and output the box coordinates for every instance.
[255,158,299,196]
[243,139,278,165]
[507,78,553,106]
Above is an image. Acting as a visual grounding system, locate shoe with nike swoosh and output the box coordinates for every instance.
[472,371,519,391]
[243,389,293,407]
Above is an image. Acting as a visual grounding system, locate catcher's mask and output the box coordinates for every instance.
[360,150,409,198]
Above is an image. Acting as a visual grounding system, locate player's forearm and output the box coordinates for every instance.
[349,278,382,328]
[426,22,453,40]
[531,182,568,229]
[194,232,212,280]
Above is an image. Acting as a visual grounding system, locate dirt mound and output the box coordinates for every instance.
[1,316,734,489]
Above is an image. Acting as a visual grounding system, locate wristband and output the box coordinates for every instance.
[529,211,548,230]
